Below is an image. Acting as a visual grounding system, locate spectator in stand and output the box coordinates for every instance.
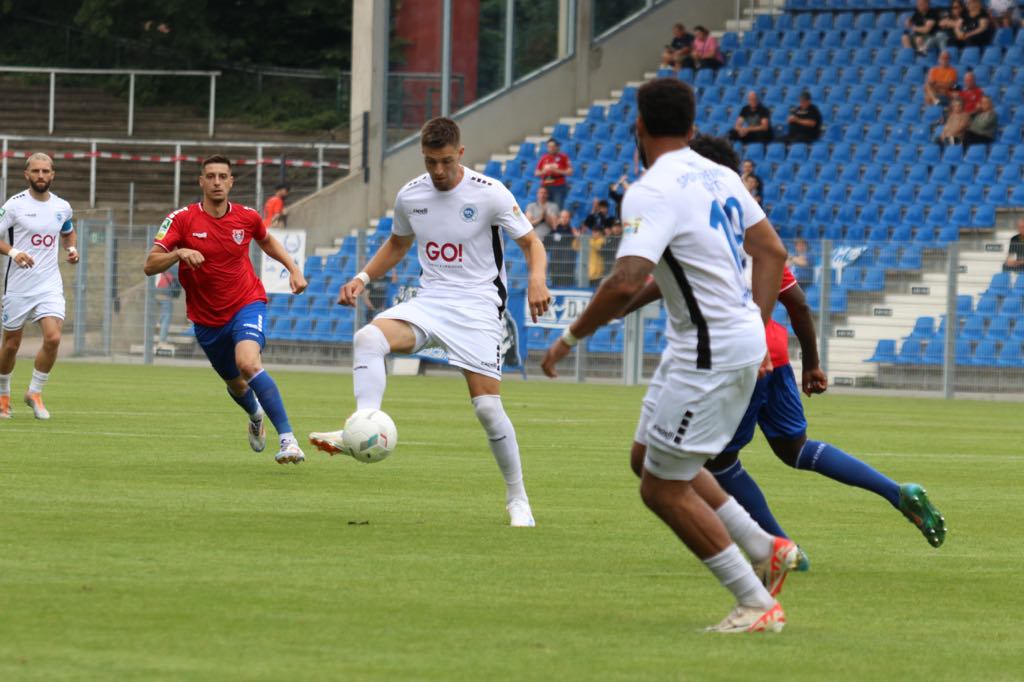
[728,91,773,144]
[665,23,694,70]
[783,91,823,143]
[1002,217,1024,272]
[544,210,580,288]
[958,70,984,113]
[923,50,958,106]
[963,96,998,147]
[608,174,630,219]
[534,138,573,210]
[988,0,1020,28]
[601,218,622,268]
[525,186,559,240]
[788,238,814,288]
[574,220,607,288]
[740,159,763,204]
[902,0,943,55]
[262,184,289,228]
[685,26,724,70]
[956,0,995,46]
[937,97,972,145]
[583,198,615,233]
[937,1,966,50]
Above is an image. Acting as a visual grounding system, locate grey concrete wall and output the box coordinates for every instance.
[288,0,730,247]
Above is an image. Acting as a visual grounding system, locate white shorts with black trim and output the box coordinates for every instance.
[1,292,66,331]
[634,357,760,481]
[375,295,504,380]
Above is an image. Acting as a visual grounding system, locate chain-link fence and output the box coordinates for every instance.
[11,209,1022,398]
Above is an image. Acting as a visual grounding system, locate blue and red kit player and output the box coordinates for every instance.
[144,155,308,464]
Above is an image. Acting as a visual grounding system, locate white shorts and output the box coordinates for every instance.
[1,292,66,331]
[376,295,504,380]
[634,358,760,481]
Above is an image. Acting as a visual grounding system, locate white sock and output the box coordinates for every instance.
[279,432,296,445]
[703,544,775,610]
[28,369,49,395]
[0,372,10,395]
[352,325,390,411]
[715,497,775,564]
[472,395,528,503]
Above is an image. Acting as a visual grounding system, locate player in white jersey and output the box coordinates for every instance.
[309,117,551,526]
[542,79,796,633]
[0,153,79,419]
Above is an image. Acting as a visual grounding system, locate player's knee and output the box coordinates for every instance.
[41,330,61,348]
[472,394,507,435]
[1,335,20,352]
[236,359,262,378]
[354,324,389,356]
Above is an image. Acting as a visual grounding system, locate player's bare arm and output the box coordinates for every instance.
[60,229,79,264]
[743,218,787,323]
[144,245,204,275]
[541,256,653,378]
[514,231,551,322]
[620,278,662,317]
[0,239,35,268]
[257,234,307,295]
[779,284,827,396]
[337,233,414,306]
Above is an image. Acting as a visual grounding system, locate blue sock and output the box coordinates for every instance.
[796,440,901,508]
[228,387,261,418]
[246,370,292,436]
[710,459,789,539]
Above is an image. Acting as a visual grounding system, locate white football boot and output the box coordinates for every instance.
[705,602,785,634]
[506,498,536,527]
[275,440,305,465]
[248,413,267,452]
[308,429,349,456]
[24,392,50,420]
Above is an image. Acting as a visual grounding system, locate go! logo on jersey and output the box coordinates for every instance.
[30,234,57,247]
[424,241,463,262]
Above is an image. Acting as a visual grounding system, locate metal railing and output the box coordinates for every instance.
[0,66,221,137]
[1,134,350,209]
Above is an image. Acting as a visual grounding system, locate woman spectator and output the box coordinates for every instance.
[687,26,724,70]
[937,0,965,50]
[956,0,994,47]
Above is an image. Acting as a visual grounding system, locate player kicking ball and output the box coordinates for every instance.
[309,117,551,527]
[0,153,79,419]
[144,155,308,464]
[542,79,796,633]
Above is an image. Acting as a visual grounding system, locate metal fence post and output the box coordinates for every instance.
[819,239,832,374]
[573,233,589,383]
[316,146,324,191]
[173,143,181,208]
[89,141,97,208]
[128,181,135,238]
[353,229,367,335]
[127,73,135,136]
[73,220,89,355]
[943,243,959,398]
[143,227,156,365]
[208,74,217,138]
[103,218,114,356]
[622,311,642,386]
[48,71,56,134]
[2,137,8,196]
[255,143,263,210]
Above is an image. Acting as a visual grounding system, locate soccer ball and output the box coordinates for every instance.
[342,408,398,463]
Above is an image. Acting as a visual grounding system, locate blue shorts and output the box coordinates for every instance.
[193,301,267,381]
[723,363,808,453]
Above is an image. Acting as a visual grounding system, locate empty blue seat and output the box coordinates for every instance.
[921,339,945,366]
[996,342,1024,368]
[894,338,923,365]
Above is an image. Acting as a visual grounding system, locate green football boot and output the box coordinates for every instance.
[898,483,947,548]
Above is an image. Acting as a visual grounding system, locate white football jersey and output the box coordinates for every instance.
[392,168,533,314]
[0,190,74,298]
[617,147,766,370]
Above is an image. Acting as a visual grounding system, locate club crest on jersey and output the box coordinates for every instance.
[624,217,642,236]
[155,218,171,240]
[0,208,5,220]
[232,229,244,244]
[459,204,478,223]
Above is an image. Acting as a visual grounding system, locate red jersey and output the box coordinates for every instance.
[154,202,268,327]
[535,152,570,187]
[959,86,983,114]
[765,266,797,368]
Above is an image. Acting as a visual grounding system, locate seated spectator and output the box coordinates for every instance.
[686,26,724,70]
[525,186,558,240]
[544,210,580,288]
[788,237,814,288]
[608,174,630,218]
[902,0,943,54]
[666,23,694,70]
[958,70,984,113]
[936,0,965,50]
[583,198,615,233]
[936,97,972,145]
[728,91,773,144]
[923,50,958,106]
[741,159,763,203]
[783,91,823,143]
[989,0,1020,29]
[963,96,998,147]
[1003,217,1024,272]
[956,0,994,46]
[534,138,573,210]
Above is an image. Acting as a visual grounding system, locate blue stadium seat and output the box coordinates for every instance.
[985,314,1013,341]
[972,205,995,227]
[972,340,1000,367]
[861,266,886,291]
[894,338,923,364]
[1000,296,1023,317]
[921,339,945,366]
[996,342,1024,368]
[891,222,913,241]
[976,291,1001,315]
[898,245,922,270]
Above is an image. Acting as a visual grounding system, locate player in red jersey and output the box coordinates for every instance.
[143,155,308,464]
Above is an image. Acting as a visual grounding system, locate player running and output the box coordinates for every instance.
[143,155,308,464]
[308,117,551,527]
[541,79,797,633]
[0,153,79,420]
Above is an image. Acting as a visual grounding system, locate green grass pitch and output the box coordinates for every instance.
[1,362,1020,681]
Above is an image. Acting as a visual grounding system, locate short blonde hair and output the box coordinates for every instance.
[25,152,54,171]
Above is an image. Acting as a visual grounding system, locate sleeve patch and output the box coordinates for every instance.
[155,217,172,240]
